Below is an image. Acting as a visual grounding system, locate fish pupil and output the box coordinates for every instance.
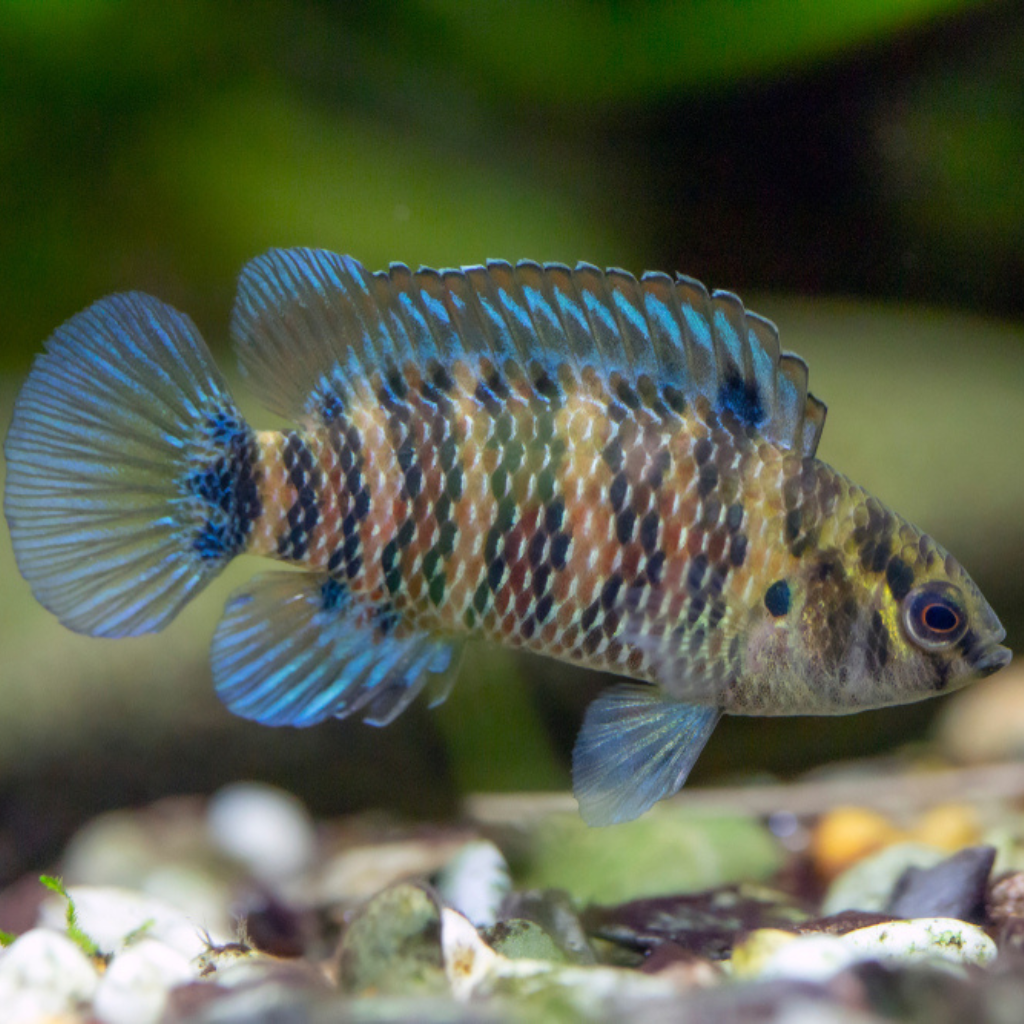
[922,602,959,633]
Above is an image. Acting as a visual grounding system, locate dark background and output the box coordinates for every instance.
[0,0,1021,881]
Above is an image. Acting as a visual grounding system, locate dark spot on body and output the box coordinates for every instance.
[687,554,709,594]
[550,533,571,570]
[474,381,501,417]
[422,549,440,581]
[544,498,565,535]
[764,580,791,617]
[532,564,551,597]
[495,497,516,533]
[647,449,671,490]
[397,440,416,472]
[602,438,623,473]
[534,371,560,401]
[647,550,666,585]
[639,511,659,554]
[785,508,802,543]
[527,531,546,568]
[488,558,506,593]
[610,473,628,512]
[601,575,622,611]
[697,466,718,497]
[729,534,748,568]
[616,508,636,545]
[431,364,455,393]
[616,381,640,410]
[869,537,892,574]
[447,466,464,501]
[662,385,686,414]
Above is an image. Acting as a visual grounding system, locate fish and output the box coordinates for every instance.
[4,248,1011,826]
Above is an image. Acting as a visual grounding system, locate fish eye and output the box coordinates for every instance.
[902,583,968,650]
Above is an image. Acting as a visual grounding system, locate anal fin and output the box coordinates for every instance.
[211,572,460,728]
[572,684,721,827]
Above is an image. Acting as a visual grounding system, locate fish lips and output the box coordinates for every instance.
[972,643,1012,679]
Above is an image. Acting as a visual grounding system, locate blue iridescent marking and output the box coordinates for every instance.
[396,291,440,362]
[555,288,590,338]
[320,577,346,612]
[204,409,244,445]
[582,289,618,336]
[747,328,774,391]
[612,289,648,340]
[194,521,230,561]
[713,308,744,368]
[475,292,516,363]
[497,286,532,334]
[682,306,712,354]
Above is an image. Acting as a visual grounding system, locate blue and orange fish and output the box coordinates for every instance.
[3,249,1011,824]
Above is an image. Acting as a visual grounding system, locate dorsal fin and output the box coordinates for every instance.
[231,248,826,454]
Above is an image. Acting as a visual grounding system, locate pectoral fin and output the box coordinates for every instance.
[571,684,721,827]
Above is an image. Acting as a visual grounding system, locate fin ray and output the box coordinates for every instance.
[211,572,461,729]
[572,683,721,826]
[4,293,252,637]
[232,247,825,452]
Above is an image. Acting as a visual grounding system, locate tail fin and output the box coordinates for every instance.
[4,293,259,637]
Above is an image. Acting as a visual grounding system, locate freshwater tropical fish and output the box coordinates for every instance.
[4,249,1011,825]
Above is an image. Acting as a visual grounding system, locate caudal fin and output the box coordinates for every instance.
[4,293,260,637]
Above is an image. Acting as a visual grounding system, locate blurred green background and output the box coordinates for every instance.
[1,0,1022,881]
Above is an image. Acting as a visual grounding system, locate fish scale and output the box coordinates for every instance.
[4,248,1010,826]
[243,353,837,694]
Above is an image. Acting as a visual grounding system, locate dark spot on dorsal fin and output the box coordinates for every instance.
[717,371,764,428]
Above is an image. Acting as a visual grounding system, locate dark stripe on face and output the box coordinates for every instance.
[866,609,890,675]
[886,557,915,601]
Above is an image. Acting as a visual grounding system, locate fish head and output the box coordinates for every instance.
[865,535,1012,697]
[732,505,1010,715]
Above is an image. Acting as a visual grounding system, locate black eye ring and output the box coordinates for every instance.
[902,583,967,650]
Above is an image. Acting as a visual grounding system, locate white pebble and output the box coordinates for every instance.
[441,908,499,1000]
[754,934,859,982]
[207,782,316,883]
[435,840,511,928]
[93,939,195,1024]
[842,916,997,967]
[39,885,229,960]
[0,928,98,1020]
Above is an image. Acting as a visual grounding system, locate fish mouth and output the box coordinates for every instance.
[973,643,1012,679]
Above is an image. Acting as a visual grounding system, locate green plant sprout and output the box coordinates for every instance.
[40,874,100,957]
